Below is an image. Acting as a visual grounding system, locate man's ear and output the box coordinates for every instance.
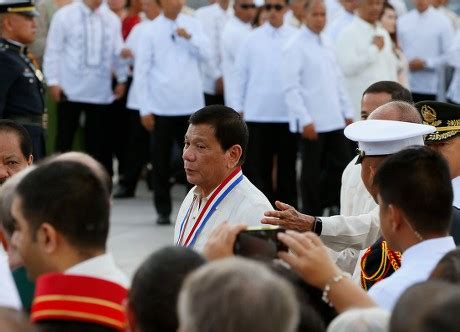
[27,154,33,166]
[36,223,59,254]
[226,145,243,169]
[388,204,404,232]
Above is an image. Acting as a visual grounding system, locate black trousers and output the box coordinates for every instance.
[22,124,46,161]
[244,122,298,208]
[151,115,189,217]
[412,93,436,103]
[116,109,150,192]
[55,101,112,174]
[204,93,224,106]
[300,129,351,215]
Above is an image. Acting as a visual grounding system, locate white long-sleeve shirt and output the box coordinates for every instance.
[125,20,150,111]
[135,14,211,116]
[398,7,453,95]
[336,17,398,120]
[233,23,296,123]
[282,26,353,133]
[195,3,231,95]
[43,2,128,104]
[221,15,252,107]
[447,30,460,104]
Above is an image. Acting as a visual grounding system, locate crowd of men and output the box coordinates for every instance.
[2,0,460,330]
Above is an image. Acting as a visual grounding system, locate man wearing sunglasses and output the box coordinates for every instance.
[233,0,298,208]
[221,0,256,107]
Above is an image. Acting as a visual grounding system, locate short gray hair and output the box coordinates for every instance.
[327,308,390,332]
[178,257,300,332]
[0,166,35,237]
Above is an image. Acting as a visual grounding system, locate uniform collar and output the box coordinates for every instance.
[0,38,27,55]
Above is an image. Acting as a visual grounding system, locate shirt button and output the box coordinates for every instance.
[29,79,34,83]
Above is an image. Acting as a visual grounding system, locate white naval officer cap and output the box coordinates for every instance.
[344,120,436,164]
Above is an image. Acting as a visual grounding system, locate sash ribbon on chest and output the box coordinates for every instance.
[176,167,244,248]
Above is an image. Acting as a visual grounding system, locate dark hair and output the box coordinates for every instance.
[0,120,33,158]
[419,291,460,332]
[37,321,116,332]
[374,146,453,235]
[270,263,336,330]
[379,2,398,45]
[129,246,206,332]
[390,280,458,332]
[430,248,460,284]
[15,161,110,250]
[362,81,413,104]
[189,105,249,165]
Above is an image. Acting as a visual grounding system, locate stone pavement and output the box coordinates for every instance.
[107,182,189,278]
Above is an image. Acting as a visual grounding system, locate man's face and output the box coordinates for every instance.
[183,124,234,194]
[142,0,161,20]
[304,0,326,34]
[290,0,307,21]
[413,0,430,12]
[265,0,287,28]
[0,132,32,185]
[361,92,392,120]
[234,0,257,23]
[5,14,37,45]
[358,0,384,24]
[340,0,358,13]
[10,196,47,280]
[428,136,460,179]
[160,0,185,17]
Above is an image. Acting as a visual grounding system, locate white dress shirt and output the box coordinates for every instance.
[452,177,460,208]
[43,2,128,104]
[125,20,151,111]
[195,3,231,94]
[398,7,453,95]
[0,249,21,309]
[282,26,353,133]
[174,176,273,252]
[233,23,296,122]
[325,9,354,42]
[65,253,130,288]
[368,236,455,310]
[221,15,252,107]
[447,31,460,104]
[135,14,211,116]
[336,17,398,120]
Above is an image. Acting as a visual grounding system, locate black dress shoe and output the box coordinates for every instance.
[156,215,171,225]
[113,186,135,199]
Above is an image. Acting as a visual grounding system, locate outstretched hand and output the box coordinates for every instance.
[261,201,315,232]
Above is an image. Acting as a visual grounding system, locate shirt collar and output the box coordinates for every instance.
[416,6,433,17]
[264,22,286,37]
[232,15,252,29]
[355,15,379,31]
[402,236,455,265]
[79,1,101,15]
[301,25,322,43]
[66,253,113,274]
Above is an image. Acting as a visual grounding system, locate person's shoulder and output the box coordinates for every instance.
[235,176,273,208]
[195,3,215,16]
[54,1,77,17]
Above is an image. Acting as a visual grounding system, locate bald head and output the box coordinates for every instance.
[368,101,422,124]
[52,152,112,194]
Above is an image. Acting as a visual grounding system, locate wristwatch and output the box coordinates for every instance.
[313,217,322,236]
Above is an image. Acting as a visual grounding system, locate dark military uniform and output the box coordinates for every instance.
[0,38,46,160]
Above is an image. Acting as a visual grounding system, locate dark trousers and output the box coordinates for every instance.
[300,129,351,215]
[117,110,150,192]
[151,115,189,217]
[55,101,112,174]
[204,93,224,106]
[412,93,436,103]
[22,124,46,161]
[244,122,298,208]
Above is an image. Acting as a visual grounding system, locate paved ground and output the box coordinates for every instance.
[107,182,189,278]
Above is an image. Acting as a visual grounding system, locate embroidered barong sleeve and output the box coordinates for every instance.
[43,10,66,86]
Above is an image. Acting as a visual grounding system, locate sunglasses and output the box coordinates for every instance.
[240,3,256,9]
[264,3,285,11]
